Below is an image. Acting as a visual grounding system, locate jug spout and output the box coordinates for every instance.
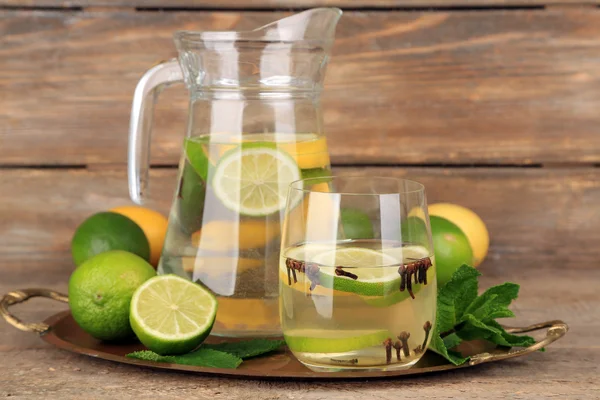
[173,8,342,92]
[253,7,343,46]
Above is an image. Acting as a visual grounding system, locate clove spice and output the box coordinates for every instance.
[335,266,358,280]
[398,331,411,357]
[393,341,403,361]
[285,258,321,290]
[422,321,432,350]
[398,257,432,299]
[383,338,393,364]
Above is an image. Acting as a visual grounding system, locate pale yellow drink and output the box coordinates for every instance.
[280,240,437,371]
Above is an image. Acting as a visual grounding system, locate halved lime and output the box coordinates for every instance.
[312,247,400,296]
[284,329,392,353]
[212,143,302,217]
[130,275,217,355]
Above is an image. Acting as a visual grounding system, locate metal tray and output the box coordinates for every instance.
[1,288,568,380]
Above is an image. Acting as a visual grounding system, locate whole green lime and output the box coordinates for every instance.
[430,215,474,286]
[71,212,150,266]
[68,250,156,341]
[340,208,374,239]
[400,216,430,246]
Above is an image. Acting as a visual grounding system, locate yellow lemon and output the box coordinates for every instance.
[209,133,330,170]
[191,219,280,252]
[279,135,330,169]
[407,206,426,220]
[428,203,489,267]
[109,206,168,267]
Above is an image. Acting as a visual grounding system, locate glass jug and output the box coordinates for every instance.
[128,8,342,337]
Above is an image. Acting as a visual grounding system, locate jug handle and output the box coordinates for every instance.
[128,59,183,204]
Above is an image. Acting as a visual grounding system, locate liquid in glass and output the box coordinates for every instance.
[280,239,436,371]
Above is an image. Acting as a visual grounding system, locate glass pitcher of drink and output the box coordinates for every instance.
[128,8,342,337]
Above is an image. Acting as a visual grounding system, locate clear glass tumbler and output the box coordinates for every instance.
[279,176,437,372]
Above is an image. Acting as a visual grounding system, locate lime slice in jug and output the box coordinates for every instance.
[312,247,401,296]
[130,275,217,355]
[212,143,302,217]
[284,329,392,353]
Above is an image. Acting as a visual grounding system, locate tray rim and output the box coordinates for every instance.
[39,310,563,380]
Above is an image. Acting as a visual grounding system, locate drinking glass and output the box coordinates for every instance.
[279,176,437,372]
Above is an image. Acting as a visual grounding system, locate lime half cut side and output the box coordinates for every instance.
[130,275,217,355]
[284,329,392,353]
[312,247,401,296]
[212,144,302,217]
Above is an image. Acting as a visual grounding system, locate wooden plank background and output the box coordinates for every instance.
[2,0,600,8]
[1,167,598,277]
[2,9,600,166]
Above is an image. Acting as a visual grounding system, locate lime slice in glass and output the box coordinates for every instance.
[130,275,217,355]
[279,243,354,297]
[359,245,434,307]
[212,143,302,216]
[284,329,392,353]
[382,245,431,265]
[311,247,400,296]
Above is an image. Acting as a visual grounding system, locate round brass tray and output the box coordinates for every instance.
[1,288,568,380]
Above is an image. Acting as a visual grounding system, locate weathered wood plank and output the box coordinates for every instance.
[1,10,600,166]
[1,268,599,397]
[0,167,598,275]
[1,0,599,8]
[0,347,597,399]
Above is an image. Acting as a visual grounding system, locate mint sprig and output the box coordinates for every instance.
[127,339,284,369]
[429,265,535,365]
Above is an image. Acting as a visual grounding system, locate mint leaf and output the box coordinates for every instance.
[486,307,516,321]
[429,334,467,366]
[127,350,175,363]
[204,339,284,359]
[463,293,515,322]
[457,313,506,340]
[465,282,519,321]
[301,167,333,184]
[486,320,536,348]
[436,265,481,333]
[184,137,210,181]
[127,348,242,369]
[126,339,284,369]
[429,265,536,365]
[457,314,535,347]
[457,315,535,348]
[172,348,243,369]
[463,293,499,321]
[442,332,463,350]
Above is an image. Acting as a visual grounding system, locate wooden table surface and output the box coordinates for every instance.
[2,264,599,398]
[2,0,600,398]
